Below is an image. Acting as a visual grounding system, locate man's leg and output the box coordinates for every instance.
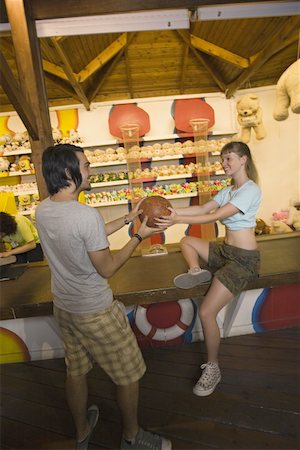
[66,373,90,441]
[117,381,139,440]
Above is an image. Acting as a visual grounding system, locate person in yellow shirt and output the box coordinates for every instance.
[0,212,43,263]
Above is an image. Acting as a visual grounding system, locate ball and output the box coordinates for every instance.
[139,196,171,227]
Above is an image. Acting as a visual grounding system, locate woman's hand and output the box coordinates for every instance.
[154,207,177,227]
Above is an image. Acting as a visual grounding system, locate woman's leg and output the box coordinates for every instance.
[174,237,211,289]
[193,277,234,396]
[199,277,234,362]
[180,236,210,269]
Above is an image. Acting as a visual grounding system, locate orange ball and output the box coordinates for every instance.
[139,196,171,227]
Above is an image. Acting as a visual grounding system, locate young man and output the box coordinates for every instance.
[36,144,171,450]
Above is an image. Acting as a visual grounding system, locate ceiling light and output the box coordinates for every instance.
[195,1,300,20]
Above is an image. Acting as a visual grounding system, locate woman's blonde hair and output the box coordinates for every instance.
[221,141,259,183]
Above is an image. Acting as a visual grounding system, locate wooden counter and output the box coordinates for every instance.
[1,233,300,320]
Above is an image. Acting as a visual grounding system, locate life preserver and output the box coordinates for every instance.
[135,299,194,341]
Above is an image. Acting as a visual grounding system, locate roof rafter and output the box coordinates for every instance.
[0,50,38,139]
[49,36,91,110]
[226,16,300,98]
[191,34,249,68]
[87,32,136,103]
[77,33,127,82]
[177,30,227,92]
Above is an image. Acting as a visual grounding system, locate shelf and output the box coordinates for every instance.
[12,189,38,196]
[8,171,35,177]
[2,148,32,156]
[91,180,129,188]
[19,209,34,216]
[90,160,127,167]
[89,200,128,207]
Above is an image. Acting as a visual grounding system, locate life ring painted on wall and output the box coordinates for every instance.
[135,299,194,341]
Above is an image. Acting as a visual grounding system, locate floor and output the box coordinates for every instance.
[1,327,300,449]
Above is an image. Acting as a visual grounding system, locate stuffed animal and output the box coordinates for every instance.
[271,220,293,234]
[272,210,289,221]
[0,156,10,176]
[255,218,271,235]
[286,206,300,231]
[273,59,300,121]
[18,155,32,172]
[18,194,32,212]
[236,94,266,143]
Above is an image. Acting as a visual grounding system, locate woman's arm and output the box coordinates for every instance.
[0,240,36,258]
[175,199,219,216]
[157,202,239,226]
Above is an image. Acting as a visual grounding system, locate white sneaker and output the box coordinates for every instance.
[193,362,221,397]
[174,268,212,289]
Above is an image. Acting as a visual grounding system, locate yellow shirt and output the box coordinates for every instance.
[3,214,40,249]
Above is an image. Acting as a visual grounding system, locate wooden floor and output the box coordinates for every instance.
[1,327,300,450]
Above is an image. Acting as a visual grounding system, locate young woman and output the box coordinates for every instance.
[0,212,43,263]
[156,141,261,397]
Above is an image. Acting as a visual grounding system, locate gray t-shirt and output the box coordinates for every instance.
[36,198,113,314]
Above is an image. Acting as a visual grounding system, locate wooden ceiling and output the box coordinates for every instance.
[0,0,300,113]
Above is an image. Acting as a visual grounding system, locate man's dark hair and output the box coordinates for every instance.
[42,144,84,195]
[0,212,17,236]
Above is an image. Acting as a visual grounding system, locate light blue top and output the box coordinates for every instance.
[213,179,261,230]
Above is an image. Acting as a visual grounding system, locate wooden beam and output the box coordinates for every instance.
[179,43,189,93]
[0,51,38,139]
[14,0,272,20]
[249,32,300,64]
[87,33,136,102]
[44,72,83,101]
[177,30,227,92]
[50,37,91,110]
[43,59,69,80]
[191,34,249,68]
[226,16,300,98]
[4,0,53,200]
[77,33,127,82]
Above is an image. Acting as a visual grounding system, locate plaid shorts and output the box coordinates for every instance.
[207,241,260,296]
[53,300,146,385]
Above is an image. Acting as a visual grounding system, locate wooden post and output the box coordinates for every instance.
[5,0,54,200]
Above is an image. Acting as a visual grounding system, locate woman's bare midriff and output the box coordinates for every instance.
[225,227,257,250]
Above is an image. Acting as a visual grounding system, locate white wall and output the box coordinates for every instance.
[234,86,300,223]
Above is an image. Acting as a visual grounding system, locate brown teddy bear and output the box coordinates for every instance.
[236,94,266,143]
[255,218,271,235]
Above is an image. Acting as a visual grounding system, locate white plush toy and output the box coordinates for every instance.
[273,59,300,121]
[236,94,266,143]
[286,206,300,231]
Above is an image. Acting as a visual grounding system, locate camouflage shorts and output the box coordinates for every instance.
[207,241,260,296]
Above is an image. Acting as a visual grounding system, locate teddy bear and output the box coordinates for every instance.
[285,206,300,231]
[255,218,271,235]
[273,59,300,121]
[236,94,266,143]
[271,220,293,234]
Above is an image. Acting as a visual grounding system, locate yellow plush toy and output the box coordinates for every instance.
[273,59,300,121]
[18,194,32,212]
[18,155,32,172]
[236,94,266,143]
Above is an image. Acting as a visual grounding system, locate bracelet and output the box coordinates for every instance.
[133,233,143,242]
[124,215,130,225]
